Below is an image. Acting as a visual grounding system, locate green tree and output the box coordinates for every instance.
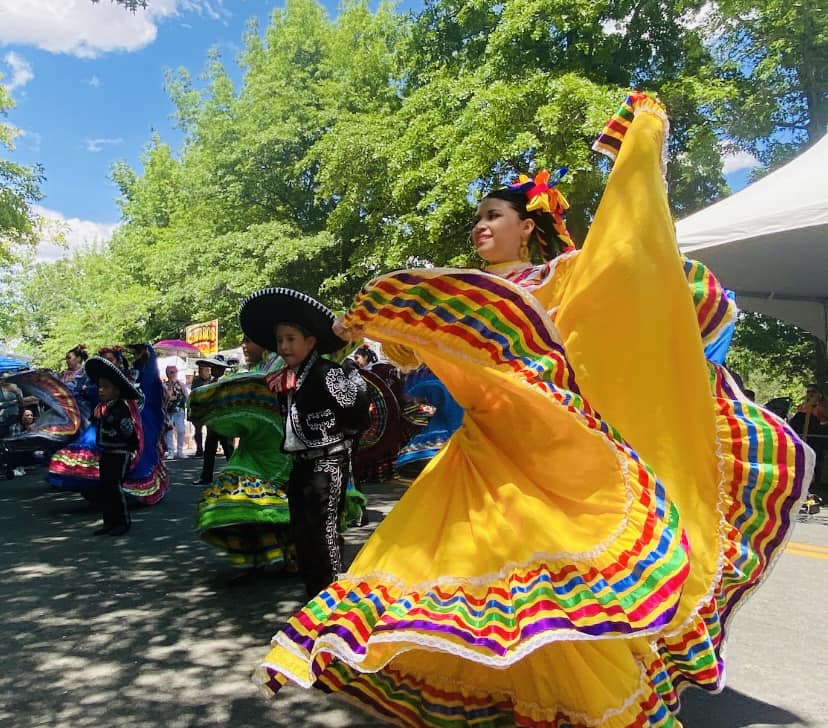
[9,0,818,372]
[0,82,44,262]
[13,246,153,369]
[727,312,827,402]
[707,0,827,167]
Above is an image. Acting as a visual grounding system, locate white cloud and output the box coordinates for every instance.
[722,150,760,174]
[85,137,124,152]
[2,51,33,92]
[33,205,119,262]
[0,0,227,59]
[88,75,101,88]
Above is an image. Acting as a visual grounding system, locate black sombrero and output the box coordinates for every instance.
[84,356,140,400]
[194,354,228,369]
[239,287,347,355]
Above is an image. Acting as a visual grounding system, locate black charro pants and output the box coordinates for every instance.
[193,423,204,455]
[99,451,131,529]
[200,428,235,481]
[288,452,348,599]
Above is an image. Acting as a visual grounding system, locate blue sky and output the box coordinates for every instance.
[0,0,756,259]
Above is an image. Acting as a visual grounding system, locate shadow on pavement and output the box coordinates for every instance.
[679,687,808,727]
[0,461,401,727]
[2,463,808,728]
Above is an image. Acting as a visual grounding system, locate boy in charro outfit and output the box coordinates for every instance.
[240,287,369,598]
[85,356,140,537]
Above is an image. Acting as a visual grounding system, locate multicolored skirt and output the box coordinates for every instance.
[255,268,810,727]
[191,373,293,569]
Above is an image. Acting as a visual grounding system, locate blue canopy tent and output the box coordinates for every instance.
[0,356,30,374]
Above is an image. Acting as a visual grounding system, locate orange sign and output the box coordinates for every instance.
[185,319,219,356]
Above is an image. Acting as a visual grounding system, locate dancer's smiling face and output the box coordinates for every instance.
[472,198,534,264]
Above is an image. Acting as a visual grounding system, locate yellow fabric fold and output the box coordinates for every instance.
[552,106,721,628]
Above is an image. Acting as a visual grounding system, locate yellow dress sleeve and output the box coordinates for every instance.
[380,341,421,372]
[554,95,722,625]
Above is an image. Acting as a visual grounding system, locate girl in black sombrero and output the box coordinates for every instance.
[240,288,369,598]
[85,356,140,536]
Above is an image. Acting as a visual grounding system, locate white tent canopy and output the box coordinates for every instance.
[677,134,828,343]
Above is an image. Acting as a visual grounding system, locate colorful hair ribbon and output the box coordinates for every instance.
[509,168,575,252]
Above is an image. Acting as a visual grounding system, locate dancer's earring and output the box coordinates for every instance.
[518,238,530,262]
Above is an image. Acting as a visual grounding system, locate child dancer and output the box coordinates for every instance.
[85,356,140,536]
[240,287,369,598]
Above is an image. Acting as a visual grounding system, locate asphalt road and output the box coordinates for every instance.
[1,458,826,728]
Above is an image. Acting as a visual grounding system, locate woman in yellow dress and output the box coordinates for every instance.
[255,94,813,726]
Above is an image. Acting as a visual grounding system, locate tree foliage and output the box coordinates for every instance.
[706,0,827,168]
[0,82,44,263]
[91,0,148,11]
[727,312,826,403]
[7,0,823,377]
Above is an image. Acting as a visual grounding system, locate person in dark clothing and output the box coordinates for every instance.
[0,374,26,479]
[188,362,213,456]
[0,375,25,439]
[240,287,369,598]
[192,355,235,485]
[85,356,140,537]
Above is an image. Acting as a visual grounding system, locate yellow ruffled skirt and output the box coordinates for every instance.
[256,98,811,727]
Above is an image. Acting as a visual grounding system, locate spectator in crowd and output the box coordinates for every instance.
[1,375,26,478]
[790,383,828,491]
[796,384,828,423]
[188,361,212,457]
[0,374,24,439]
[163,365,189,459]
[20,408,36,432]
[192,356,235,484]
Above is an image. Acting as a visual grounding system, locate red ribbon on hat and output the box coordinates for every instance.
[265,367,297,394]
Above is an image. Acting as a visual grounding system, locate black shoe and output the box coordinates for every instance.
[93,526,112,536]
[194,451,204,458]
[192,478,211,485]
[108,524,130,537]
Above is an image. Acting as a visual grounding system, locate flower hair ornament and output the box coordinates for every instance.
[508,168,575,256]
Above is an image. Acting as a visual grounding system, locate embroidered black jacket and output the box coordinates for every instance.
[278,352,369,450]
[95,399,140,453]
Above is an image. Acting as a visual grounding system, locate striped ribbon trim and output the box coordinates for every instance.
[683,258,738,348]
[654,363,810,700]
[592,92,669,178]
